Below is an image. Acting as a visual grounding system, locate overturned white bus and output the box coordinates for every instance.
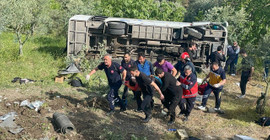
[67,15,228,66]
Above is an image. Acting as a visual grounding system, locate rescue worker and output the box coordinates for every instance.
[86,54,127,115]
[135,52,154,76]
[153,54,177,76]
[206,46,226,67]
[174,52,196,77]
[135,52,154,111]
[238,49,254,98]
[155,68,182,125]
[177,65,198,121]
[186,42,197,62]
[224,41,240,76]
[121,53,137,105]
[130,66,164,123]
[198,62,226,111]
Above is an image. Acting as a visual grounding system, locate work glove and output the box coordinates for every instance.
[85,75,90,81]
[213,83,220,88]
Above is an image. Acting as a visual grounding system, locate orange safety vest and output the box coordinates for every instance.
[179,75,198,98]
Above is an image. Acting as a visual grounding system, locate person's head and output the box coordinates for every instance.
[130,65,140,77]
[180,52,190,63]
[189,42,197,50]
[211,62,219,71]
[184,65,193,76]
[239,49,247,57]
[138,52,146,64]
[157,55,165,65]
[155,68,165,78]
[217,46,223,52]
[103,54,112,66]
[233,41,238,47]
[124,53,131,63]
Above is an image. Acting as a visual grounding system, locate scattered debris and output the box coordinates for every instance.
[5,103,11,107]
[176,129,189,140]
[233,135,255,140]
[0,112,17,121]
[0,113,23,134]
[235,82,240,87]
[58,63,80,75]
[11,77,36,84]
[168,128,177,131]
[20,100,44,111]
[53,112,75,134]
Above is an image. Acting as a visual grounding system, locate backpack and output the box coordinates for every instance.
[255,117,270,126]
[69,77,83,87]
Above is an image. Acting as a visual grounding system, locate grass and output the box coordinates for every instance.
[0,32,270,139]
[0,32,66,87]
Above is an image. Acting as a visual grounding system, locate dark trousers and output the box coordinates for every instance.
[265,67,269,78]
[224,57,236,74]
[108,83,124,110]
[179,97,196,117]
[202,85,222,108]
[162,92,181,121]
[141,95,153,117]
[240,71,250,95]
[135,91,142,110]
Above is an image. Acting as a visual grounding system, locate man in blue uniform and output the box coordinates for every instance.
[130,66,164,123]
[198,62,226,111]
[86,54,127,115]
[121,53,137,105]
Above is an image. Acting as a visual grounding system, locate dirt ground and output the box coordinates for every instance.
[0,75,269,140]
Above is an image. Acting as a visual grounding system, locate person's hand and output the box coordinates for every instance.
[176,81,181,86]
[86,74,90,81]
[213,83,220,88]
[122,79,126,84]
[160,94,164,101]
[248,77,252,81]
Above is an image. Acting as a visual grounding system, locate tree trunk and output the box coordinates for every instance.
[19,43,23,56]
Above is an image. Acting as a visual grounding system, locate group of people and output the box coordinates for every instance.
[85,42,255,125]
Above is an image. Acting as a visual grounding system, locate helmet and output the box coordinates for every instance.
[180,52,190,60]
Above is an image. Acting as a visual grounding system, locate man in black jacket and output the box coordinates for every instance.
[121,53,137,106]
[130,66,164,123]
[207,46,226,67]
[155,68,182,125]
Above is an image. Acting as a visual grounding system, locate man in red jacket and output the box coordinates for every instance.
[177,65,198,121]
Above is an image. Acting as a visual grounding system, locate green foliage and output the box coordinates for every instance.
[96,0,186,21]
[48,0,97,35]
[203,6,250,45]
[184,0,224,21]
[0,0,52,55]
[0,32,66,87]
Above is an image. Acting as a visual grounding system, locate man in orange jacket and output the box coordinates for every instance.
[177,65,198,121]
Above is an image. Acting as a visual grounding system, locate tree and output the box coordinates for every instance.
[48,0,97,36]
[0,0,51,56]
[184,0,224,22]
[203,6,250,46]
[96,0,186,22]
